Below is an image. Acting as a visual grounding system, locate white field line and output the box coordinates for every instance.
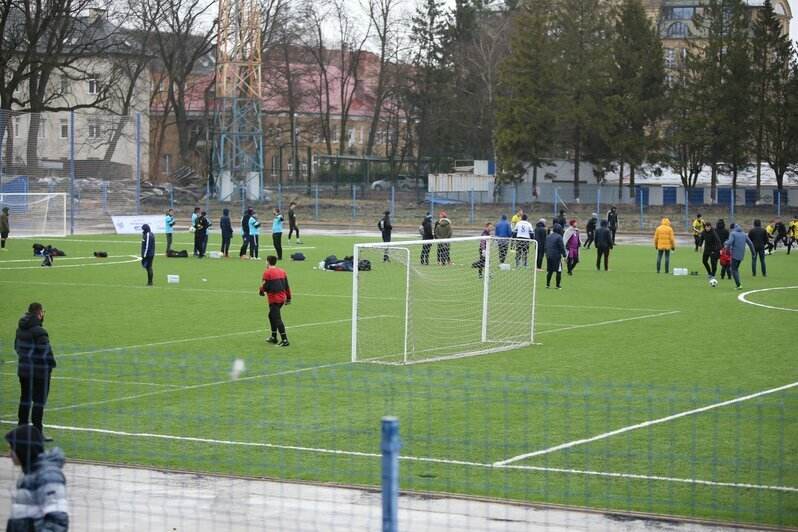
[0,419,794,494]
[59,316,388,359]
[738,286,798,312]
[0,256,140,270]
[536,310,680,335]
[0,255,119,263]
[493,380,798,467]
[0,372,181,388]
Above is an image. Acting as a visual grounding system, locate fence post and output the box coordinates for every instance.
[315,184,319,222]
[553,188,558,216]
[102,182,108,215]
[511,184,516,215]
[77,182,81,214]
[0,110,4,189]
[730,188,735,226]
[240,184,246,217]
[596,186,601,222]
[381,416,402,532]
[135,113,141,216]
[169,184,174,210]
[776,190,781,218]
[69,111,75,236]
[430,192,435,219]
[684,190,689,233]
[390,186,395,223]
[638,188,643,231]
[470,189,475,224]
[352,184,356,223]
[278,182,282,212]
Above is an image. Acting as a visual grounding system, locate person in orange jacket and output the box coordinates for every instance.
[654,218,675,273]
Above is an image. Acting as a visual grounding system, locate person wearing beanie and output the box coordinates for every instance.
[494,214,512,263]
[287,201,302,244]
[607,205,619,244]
[562,219,581,276]
[514,213,534,268]
[534,218,547,270]
[141,223,155,285]
[555,209,567,228]
[0,206,9,251]
[378,210,393,262]
[194,211,210,258]
[5,425,69,531]
[434,212,452,265]
[164,209,175,255]
[220,208,233,257]
[584,213,597,249]
[700,221,721,278]
[594,219,613,271]
[544,223,566,288]
[653,218,675,274]
[420,213,434,264]
[748,219,769,277]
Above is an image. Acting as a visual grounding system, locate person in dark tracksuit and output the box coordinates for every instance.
[700,222,721,278]
[220,208,233,257]
[545,223,566,289]
[379,210,392,262]
[748,219,769,277]
[584,213,597,249]
[259,255,291,347]
[191,207,200,256]
[594,220,613,271]
[14,303,57,441]
[195,211,210,258]
[272,209,285,260]
[420,213,434,264]
[716,219,730,279]
[239,207,252,258]
[534,218,547,270]
[607,205,619,244]
[287,202,302,244]
[141,223,155,285]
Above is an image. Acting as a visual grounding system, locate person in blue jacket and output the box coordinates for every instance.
[220,208,233,258]
[164,209,175,254]
[272,208,285,260]
[141,223,155,285]
[494,214,512,263]
[248,211,261,259]
[545,223,566,289]
[724,223,755,290]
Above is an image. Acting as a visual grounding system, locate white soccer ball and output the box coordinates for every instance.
[189,226,196,233]
[709,278,718,287]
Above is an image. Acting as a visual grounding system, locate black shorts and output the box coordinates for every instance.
[1,232,7,239]
[546,257,562,273]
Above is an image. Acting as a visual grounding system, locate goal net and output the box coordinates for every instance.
[352,236,537,365]
[0,193,68,237]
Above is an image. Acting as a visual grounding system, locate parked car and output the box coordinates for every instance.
[370,175,425,191]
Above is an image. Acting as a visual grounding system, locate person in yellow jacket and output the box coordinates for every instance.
[788,215,798,255]
[765,220,775,254]
[692,213,703,251]
[654,218,676,273]
[510,208,523,237]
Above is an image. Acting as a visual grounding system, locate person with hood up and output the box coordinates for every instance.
[14,302,57,441]
[748,219,769,277]
[654,218,675,273]
[1,206,9,251]
[494,214,512,263]
[594,219,613,271]
[420,213,434,264]
[434,212,452,265]
[700,221,721,278]
[239,207,253,258]
[534,218,547,270]
[563,219,581,276]
[725,224,755,290]
[141,223,155,284]
[545,223,566,289]
[5,425,68,531]
[220,208,233,257]
[584,213,597,249]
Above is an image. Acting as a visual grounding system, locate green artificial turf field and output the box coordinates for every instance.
[0,233,796,526]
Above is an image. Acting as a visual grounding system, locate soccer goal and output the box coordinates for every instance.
[0,193,68,237]
[352,236,538,365]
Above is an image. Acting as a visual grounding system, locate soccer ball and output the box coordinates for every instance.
[189,226,196,233]
[709,278,718,287]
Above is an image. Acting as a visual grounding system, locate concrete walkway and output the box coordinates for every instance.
[1,458,753,531]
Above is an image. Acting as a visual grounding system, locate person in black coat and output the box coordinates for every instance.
[220,208,233,257]
[544,223,566,289]
[748,219,769,277]
[378,210,392,262]
[700,222,721,278]
[554,210,567,228]
[594,219,613,271]
[420,213,434,265]
[14,302,56,441]
[607,205,619,244]
[584,213,597,249]
[239,207,252,258]
[195,211,210,258]
[141,223,155,285]
[534,218,547,270]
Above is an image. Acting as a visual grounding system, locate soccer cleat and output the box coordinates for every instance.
[736,285,743,290]
[266,337,278,344]
[278,340,290,347]
[42,435,53,442]
[555,286,562,290]
[296,239,302,244]
[241,255,249,260]
[287,239,291,244]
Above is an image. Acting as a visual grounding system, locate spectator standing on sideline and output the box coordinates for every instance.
[788,214,798,254]
[164,209,175,255]
[287,202,302,244]
[249,211,261,259]
[700,222,721,278]
[220,208,233,257]
[554,209,567,228]
[141,223,156,283]
[5,425,69,531]
[240,207,252,258]
[772,217,788,251]
[420,213,434,265]
[1,206,10,251]
[14,302,56,441]
[494,214,512,263]
[259,255,291,347]
[654,218,675,273]
[534,218,547,270]
[563,219,581,276]
[195,211,210,258]
[272,208,285,260]
[475,223,493,278]
[594,220,613,271]
[584,213,597,249]
[545,223,566,289]
[378,210,392,262]
[607,205,619,244]
[514,214,534,268]
[510,208,523,237]
[692,213,704,251]
[434,212,453,265]
[191,207,200,256]
[725,224,756,290]
[748,219,769,277]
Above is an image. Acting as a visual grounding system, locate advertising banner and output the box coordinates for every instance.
[111,215,167,234]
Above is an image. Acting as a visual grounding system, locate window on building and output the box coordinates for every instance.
[312,130,320,143]
[88,119,101,138]
[358,127,364,144]
[663,7,694,20]
[667,22,688,38]
[13,116,20,138]
[665,48,675,68]
[332,127,338,142]
[163,154,172,174]
[60,119,69,139]
[774,2,786,15]
[275,127,282,141]
[271,155,279,176]
[38,118,46,139]
[348,128,355,146]
[60,75,70,94]
[88,74,100,95]
[665,74,676,87]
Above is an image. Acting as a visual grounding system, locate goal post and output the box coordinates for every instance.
[0,193,68,237]
[352,236,537,365]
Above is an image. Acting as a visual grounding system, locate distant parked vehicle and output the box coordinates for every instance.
[370,175,425,191]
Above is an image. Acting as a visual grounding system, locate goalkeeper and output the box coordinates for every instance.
[259,255,291,347]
